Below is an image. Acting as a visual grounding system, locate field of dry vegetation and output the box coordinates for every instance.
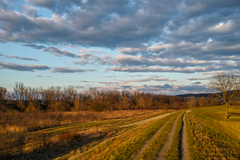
[0,105,239,159]
[2,83,238,159]
[0,109,172,159]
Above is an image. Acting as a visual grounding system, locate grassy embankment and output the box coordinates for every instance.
[0,109,173,159]
[186,105,240,159]
[68,112,178,160]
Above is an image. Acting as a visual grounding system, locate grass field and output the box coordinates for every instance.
[0,105,239,159]
[0,109,174,159]
[186,105,240,159]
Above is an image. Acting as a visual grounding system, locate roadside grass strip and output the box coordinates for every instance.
[72,113,175,160]
[136,111,182,160]
[186,109,240,159]
[165,112,185,160]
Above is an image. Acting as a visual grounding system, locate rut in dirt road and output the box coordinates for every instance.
[133,116,174,160]
[155,112,184,160]
[120,112,174,128]
[180,110,191,160]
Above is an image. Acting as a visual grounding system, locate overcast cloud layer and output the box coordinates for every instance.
[0,0,240,94]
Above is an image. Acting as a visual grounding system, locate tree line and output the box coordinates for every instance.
[0,82,220,112]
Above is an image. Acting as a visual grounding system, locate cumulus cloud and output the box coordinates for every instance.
[1,0,240,94]
[95,83,206,95]
[4,55,38,61]
[23,44,77,58]
[129,77,171,82]
[25,0,55,9]
[114,54,216,67]
[108,64,239,73]
[148,43,173,52]
[41,47,77,58]
[118,47,147,55]
[22,5,39,17]
[0,0,178,47]
[208,20,236,34]
[176,85,206,93]
[186,77,210,81]
[98,82,119,85]
[52,67,95,73]
[0,62,50,71]
[74,53,114,65]
[23,43,46,49]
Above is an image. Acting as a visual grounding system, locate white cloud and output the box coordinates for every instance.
[148,43,173,52]
[208,20,236,34]
[118,47,146,54]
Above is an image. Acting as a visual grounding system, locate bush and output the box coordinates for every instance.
[89,101,106,111]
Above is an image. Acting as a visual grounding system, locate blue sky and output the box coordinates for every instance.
[0,0,240,95]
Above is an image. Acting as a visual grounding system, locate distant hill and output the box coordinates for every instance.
[176,93,211,98]
[177,90,239,98]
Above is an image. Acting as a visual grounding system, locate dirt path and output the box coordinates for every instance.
[180,110,191,160]
[155,112,184,160]
[121,112,174,128]
[133,115,174,160]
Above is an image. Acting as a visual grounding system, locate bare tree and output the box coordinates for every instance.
[187,96,197,109]
[208,73,240,119]
[0,87,7,110]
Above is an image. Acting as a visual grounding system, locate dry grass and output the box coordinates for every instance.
[58,132,82,142]
[186,106,240,159]
[73,114,174,160]
[0,109,165,133]
[220,121,240,140]
[0,109,171,159]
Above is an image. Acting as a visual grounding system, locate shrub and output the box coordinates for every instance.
[89,101,106,111]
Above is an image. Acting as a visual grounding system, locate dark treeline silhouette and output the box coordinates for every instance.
[0,82,220,112]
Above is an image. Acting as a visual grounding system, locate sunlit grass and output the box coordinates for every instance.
[186,106,240,159]
[70,113,175,160]
[0,109,172,159]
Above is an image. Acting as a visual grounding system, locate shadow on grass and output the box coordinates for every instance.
[0,132,109,160]
[227,115,232,119]
[229,112,240,116]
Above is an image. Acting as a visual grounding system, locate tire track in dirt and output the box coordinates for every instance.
[120,112,174,128]
[155,112,184,160]
[133,115,175,160]
[68,112,173,160]
[180,110,191,160]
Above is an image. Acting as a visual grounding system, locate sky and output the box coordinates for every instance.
[0,0,240,95]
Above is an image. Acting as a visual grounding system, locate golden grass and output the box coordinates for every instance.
[70,113,175,160]
[186,106,240,159]
[0,109,167,133]
[0,109,174,159]
[220,121,240,140]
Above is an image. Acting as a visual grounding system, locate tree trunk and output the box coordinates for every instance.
[225,104,228,119]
